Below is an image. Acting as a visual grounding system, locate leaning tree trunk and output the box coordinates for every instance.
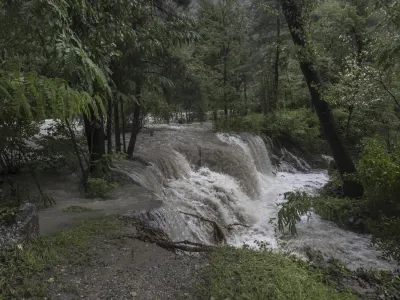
[83,104,106,177]
[280,0,363,198]
[127,84,142,157]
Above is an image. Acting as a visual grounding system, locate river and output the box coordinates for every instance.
[114,122,395,271]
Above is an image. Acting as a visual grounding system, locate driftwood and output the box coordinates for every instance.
[121,212,249,253]
[121,233,215,253]
[179,211,226,244]
[155,240,216,252]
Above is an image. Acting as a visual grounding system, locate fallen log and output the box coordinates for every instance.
[179,211,226,244]
[155,240,216,252]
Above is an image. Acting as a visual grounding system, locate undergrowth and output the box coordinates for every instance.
[266,109,324,153]
[213,113,265,135]
[86,177,119,198]
[197,247,357,300]
[0,217,124,299]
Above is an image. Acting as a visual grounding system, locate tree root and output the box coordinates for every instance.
[179,210,250,241]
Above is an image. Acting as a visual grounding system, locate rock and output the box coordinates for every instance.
[0,203,39,250]
[130,291,137,297]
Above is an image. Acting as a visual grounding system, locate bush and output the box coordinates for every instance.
[213,113,265,134]
[356,138,400,218]
[266,108,323,153]
[86,177,118,198]
[356,138,400,260]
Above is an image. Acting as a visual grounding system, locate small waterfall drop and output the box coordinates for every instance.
[120,123,395,271]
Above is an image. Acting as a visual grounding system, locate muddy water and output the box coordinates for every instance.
[114,123,396,271]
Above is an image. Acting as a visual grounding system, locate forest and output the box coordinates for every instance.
[1,0,400,299]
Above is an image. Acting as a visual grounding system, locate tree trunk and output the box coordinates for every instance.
[244,77,248,116]
[223,44,228,117]
[107,98,113,154]
[272,2,281,111]
[345,105,354,139]
[121,101,127,153]
[114,99,121,153]
[127,85,142,157]
[280,0,363,198]
[83,105,106,177]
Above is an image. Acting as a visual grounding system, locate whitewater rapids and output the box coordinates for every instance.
[114,122,395,271]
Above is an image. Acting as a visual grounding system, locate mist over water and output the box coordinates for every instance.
[120,122,395,271]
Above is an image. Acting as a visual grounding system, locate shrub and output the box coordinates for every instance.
[86,177,118,198]
[213,113,265,134]
[356,138,400,260]
[356,138,400,218]
[266,108,323,153]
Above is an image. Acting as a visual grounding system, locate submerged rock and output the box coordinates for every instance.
[0,203,39,250]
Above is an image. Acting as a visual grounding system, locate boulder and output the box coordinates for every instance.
[0,203,39,250]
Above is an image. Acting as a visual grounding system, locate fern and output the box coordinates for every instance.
[0,70,105,120]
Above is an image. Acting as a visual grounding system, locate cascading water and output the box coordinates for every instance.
[118,122,396,271]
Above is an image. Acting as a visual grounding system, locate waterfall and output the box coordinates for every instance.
[119,123,395,271]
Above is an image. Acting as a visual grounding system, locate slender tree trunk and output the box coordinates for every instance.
[114,99,121,153]
[280,0,363,198]
[244,77,248,116]
[83,105,106,176]
[120,101,127,153]
[107,98,113,154]
[127,84,142,157]
[285,68,293,105]
[223,44,228,117]
[272,3,281,111]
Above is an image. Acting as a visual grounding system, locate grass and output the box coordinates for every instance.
[0,216,124,299]
[62,205,101,213]
[198,247,357,300]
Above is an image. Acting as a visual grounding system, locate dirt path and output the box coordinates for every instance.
[42,235,208,300]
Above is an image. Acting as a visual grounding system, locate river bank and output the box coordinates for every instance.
[2,215,399,300]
